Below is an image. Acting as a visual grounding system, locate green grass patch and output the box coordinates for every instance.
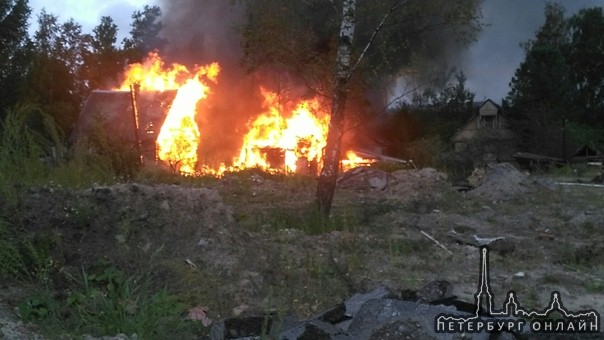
[264,204,357,235]
[0,218,59,285]
[18,260,208,339]
[585,280,604,294]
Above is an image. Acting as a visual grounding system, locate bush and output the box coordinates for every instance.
[0,104,62,207]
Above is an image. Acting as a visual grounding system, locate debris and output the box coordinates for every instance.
[186,306,212,326]
[184,258,197,269]
[209,285,491,339]
[473,234,504,246]
[557,182,604,188]
[469,163,535,201]
[420,230,453,255]
[232,304,249,317]
[337,167,393,191]
[368,176,388,190]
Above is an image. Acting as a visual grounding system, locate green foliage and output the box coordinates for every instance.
[83,16,124,90]
[507,3,604,155]
[0,0,31,114]
[240,0,483,90]
[81,114,143,179]
[122,5,166,62]
[260,203,357,235]
[48,142,118,188]
[568,7,604,120]
[0,218,58,285]
[0,104,62,205]
[585,280,604,294]
[19,262,206,338]
[566,122,604,151]
[404,136,444,168]
[24,11,92,136]
[358,199,401,224]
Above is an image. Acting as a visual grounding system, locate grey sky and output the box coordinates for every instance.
[463,0,603,102]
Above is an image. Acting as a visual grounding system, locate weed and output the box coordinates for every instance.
[19,259,208,339]
[541,274,561,285]
[0,219,58,285]
[388,237,431,257]
[549,164,574,177]
[48,141,117,188]
[0,105,62,209]
[358,199,401,225]
[260,203,356,235]
[585,280,604,294]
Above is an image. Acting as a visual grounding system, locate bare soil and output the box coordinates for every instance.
[2,163,604,338]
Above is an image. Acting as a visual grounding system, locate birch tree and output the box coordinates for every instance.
[239,0,483,216]
[316,0,356,214]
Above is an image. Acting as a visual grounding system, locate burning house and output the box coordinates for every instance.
[74,52,373,176]
[74,89,177,164]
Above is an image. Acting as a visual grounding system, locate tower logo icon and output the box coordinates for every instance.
[435,246,601,334]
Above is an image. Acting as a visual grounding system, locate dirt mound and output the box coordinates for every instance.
[338,167,449,193]
[469,162,534,201]
[388,168,448,192]
[20,183,237,271]
[337,167,394,191]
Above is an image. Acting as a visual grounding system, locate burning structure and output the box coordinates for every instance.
[75,52,373,176]
[75,88,178,166]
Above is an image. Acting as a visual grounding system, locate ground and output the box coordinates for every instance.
[1,163,603,338]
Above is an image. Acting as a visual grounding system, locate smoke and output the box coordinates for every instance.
[158,0,263,165]
[462,0,603,102]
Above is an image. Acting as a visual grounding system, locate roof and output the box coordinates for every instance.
[473,99,501,111]
[73,90,178,144]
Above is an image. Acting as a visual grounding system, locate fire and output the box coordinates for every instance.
[117,52,219,174]
[234,89,329,174]
[114,52,373,176]
[341,150,375,171]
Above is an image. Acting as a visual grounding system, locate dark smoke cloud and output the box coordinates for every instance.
[463,0,603,103]
[158,0,263,165]
[155,0,604,161]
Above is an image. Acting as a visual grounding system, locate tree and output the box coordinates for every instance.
[506,3,604,156]
[506,3,575,156]
[123,5,166,63]
[567,7,604,122]
[0,0,31,114]
[316,0,357,214]
[23,10,91,135]
[239,0,482,215]
[84,16,124,89]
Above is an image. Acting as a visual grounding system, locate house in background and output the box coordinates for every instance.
[451,99,516,161]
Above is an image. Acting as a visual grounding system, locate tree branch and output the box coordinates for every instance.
[349,0,409,76]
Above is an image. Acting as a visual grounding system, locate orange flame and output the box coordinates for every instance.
[117,52,219,174]
[341,150,375,172]
[114,52,373,176]
[234,89,330,174]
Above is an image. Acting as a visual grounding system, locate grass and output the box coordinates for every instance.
[0,218,60,286]
[17,257,209,338]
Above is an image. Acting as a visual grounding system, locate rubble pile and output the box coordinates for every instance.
[468,163,535,201]
[210,285,500,340]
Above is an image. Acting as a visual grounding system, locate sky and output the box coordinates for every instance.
[28,0,155,41]
[27,0,604,103]
[462,0,603,102]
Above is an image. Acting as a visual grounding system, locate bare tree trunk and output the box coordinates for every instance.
[316,0,357,216]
